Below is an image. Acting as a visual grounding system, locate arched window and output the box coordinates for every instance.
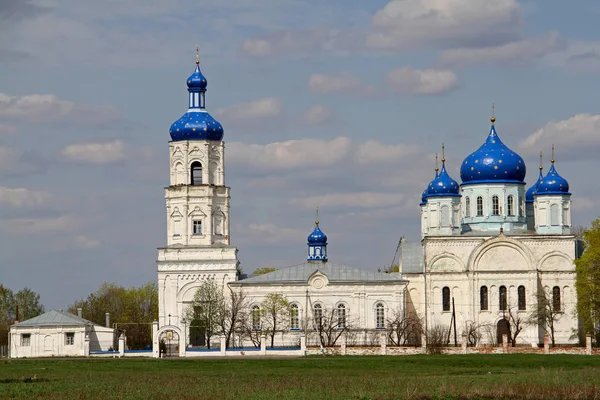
[441,206,450,227]
[337,304,346,328]
[313,304,323,328]
[465,197,471,218]
[251,305,261,331]
[492,195,500,216]
[191,162,203,185]
[290,304,299,330]
[518,285,526,310]
[507,195,514,216]
[480,286,488,311]
[375,303,385,329]
[442,287,450,312]
[476,196,483,216]
[551,204,559,226]
[499,286,507,311]
[552,286,561,312]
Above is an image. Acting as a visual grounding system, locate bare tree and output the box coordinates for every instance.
[312,307,351,347]
[261,293,290,348]
[217,288,248,348]
[239,310,262,348]
[386,310,423,346]
[462,321,483,347]
[506,306,526,347]
[426,324,447,354]
[184,279,225,349]
[529,290,562,346]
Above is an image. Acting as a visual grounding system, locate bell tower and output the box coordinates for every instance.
[157,48,239,330]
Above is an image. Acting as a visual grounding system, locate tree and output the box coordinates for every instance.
[217,288,248,348]
[384,264,400,273]
[261,293,290,348]
[312,306,352,347]
[528,290,561,346]
[575,218,600,343]
[252,268,277,275]
[506,307,525,347]
[185,279,225,349]
[386,310,423,346]
[0,285,45,345]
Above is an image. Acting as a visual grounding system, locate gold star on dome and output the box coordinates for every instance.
[494,166,498,170]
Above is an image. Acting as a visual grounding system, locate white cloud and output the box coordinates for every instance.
[368,0,521,50]
[385,67,458,95]
[518,114,600,159]
[302,105,336,125]
[355,141,418,164]
[290,192,407,209]
[215,97,283,125]
[438,32,566,67]
[0,93,120,124]
[307,72,375,95]
[241,28,333,57]
[61,140,125,164]
[0,215,76,234]
[0,146,35,174]
[0,187,53,208]
[74,235,102,249]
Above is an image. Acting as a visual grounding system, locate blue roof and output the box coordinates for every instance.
[536,163,570,196]
[460,123,526,184]
[420,189,427,206]
[426,163,460,198]
[308,225,327,245]
[187,64,207,89]
[526,170,544,203]
[170,111,224,141]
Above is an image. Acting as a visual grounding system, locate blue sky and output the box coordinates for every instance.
[0,0,599,309]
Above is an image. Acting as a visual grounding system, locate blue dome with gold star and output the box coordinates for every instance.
[460,121,526,184]
[169,57,224,142]
[526,170,543,203]
[308,225,327,245]
[427,164,460,197]
[536,163,570,195]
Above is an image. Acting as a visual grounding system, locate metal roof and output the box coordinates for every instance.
[401,242,424,274]
[14,309,97,327]
[233,262,406,285]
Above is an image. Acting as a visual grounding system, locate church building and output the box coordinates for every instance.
[153,53,578,354]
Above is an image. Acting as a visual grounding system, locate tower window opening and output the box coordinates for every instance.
[442,287,450,311]
[507,195,514,216]
[476,196,483,216]
[337,304,346,328]
[499,285,507,311]
[480,286,488,311]
[251,305,261,331]
[552,286,561,312]
[465,197,471,218]
[518,285,526,310]
[290,304,299,330]
[492,195,500,216]
[191,162,203,185]
[193,220,202,235]
[375,303,385,329]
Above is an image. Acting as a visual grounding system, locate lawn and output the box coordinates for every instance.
[1,355,599,399]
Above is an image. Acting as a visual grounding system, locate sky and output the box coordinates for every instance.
[0,0,599,309]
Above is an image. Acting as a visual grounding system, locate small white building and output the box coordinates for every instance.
[10,309,115,358]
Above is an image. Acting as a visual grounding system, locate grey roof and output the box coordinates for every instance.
[15,309,96,327]
[401,242,424,274]
[233,262,406,285]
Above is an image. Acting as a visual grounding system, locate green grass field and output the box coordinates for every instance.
[1,355,599,399]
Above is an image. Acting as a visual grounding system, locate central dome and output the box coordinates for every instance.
[460,123,526,184]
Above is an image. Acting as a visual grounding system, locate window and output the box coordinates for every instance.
[465,197,471,218]
[507,195,514,216]
[492,195,500,216]
[290,304,299,330]
[337,304,346,328]
[551,204,559,226]
[313,304,323,327]
[441,206,450,227]
[480,286,488,311]
[191,162,203,185]
[499,285,507,311]
[476,196,483,216]
[553,286,561,312]
[518,286,526,310]
[193,220,202,235]
[251,305,261,331]
[21,333,31,347]
[375,303,385,329]
[65,332,75,346]
[442,287,450,312]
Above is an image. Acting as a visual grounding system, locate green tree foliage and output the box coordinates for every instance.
[68,281,158,349]
[0,285,45,345]
[261,293,290,347]
[252,267,277,275]
[185,279,224,349]
[575,218,600,342]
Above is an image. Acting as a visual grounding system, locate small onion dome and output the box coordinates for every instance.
[420,189,427,206]
[536,164,570,195]
[169,112,224,141]
[460,124,526,184]
[426,164,460,197]
[526,170,543,203]
[187,64,207,89]
[307,225,327,245]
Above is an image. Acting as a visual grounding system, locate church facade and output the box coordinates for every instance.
[153,54,579,353]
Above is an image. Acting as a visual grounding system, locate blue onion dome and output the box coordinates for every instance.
[460,119,526,184]
[420,189,427,206]
[170,112,223,141]
[526,169,544,203]
[308,224,327,245]
[427,163,460,197]
[536,162,570,195]
[187,64,207,89]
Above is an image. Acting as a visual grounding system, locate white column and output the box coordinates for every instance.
[152,321,159,358]
[118,334,125,358]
